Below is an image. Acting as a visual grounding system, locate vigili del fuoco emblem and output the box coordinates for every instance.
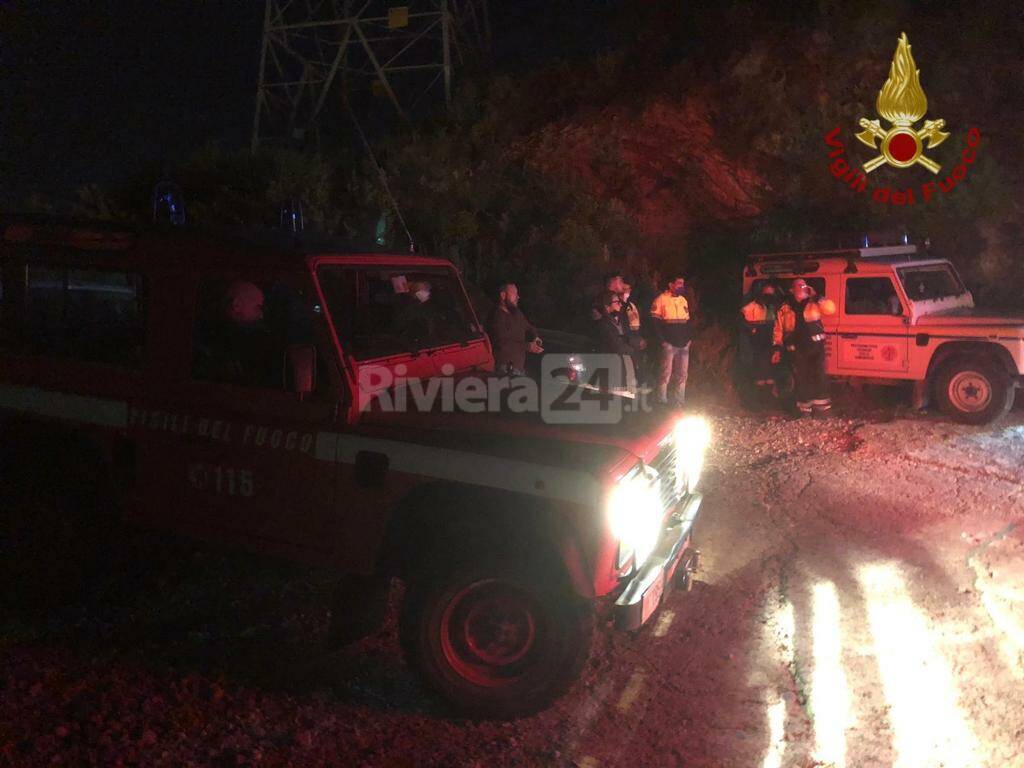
[856,32,949,174]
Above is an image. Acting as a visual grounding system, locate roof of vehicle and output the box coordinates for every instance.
[0,215,453,271]
[745,245,952,279]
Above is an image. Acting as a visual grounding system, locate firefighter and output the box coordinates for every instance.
[772,278,836,417]
[739,282,780,407]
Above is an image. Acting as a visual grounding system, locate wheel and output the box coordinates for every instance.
[400,558,593,718]
[934,356,1014,425]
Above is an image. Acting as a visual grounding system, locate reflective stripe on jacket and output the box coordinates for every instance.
[741,300,774,325]
[650,291,692,347]
[772,298,835,348]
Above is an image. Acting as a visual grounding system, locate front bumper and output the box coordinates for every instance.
[614,492,702,631]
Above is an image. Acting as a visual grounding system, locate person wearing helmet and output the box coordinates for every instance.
[772,278,836,417]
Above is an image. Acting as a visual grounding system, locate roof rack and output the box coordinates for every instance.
[744,244,921,277]
[746,244,917,265]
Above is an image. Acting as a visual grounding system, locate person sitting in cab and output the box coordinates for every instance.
[194,280,281,388]
[392,279,441,348]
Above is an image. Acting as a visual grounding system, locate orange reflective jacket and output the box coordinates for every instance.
[773,298,835,347]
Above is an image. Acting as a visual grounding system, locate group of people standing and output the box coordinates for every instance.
[740,277,836,417]
[486,271,838,419]
[487,272,696,409]
[590,272,696,408]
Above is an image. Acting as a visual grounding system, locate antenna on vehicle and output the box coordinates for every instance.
[342,97,415,253]
[152,182,186,226]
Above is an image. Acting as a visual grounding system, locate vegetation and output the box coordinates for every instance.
[18,1,1023,326]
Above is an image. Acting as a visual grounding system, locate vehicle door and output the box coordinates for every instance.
[315,264,489,411]
[130,268,342,558]
[836,275,910,374]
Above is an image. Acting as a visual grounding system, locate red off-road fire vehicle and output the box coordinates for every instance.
[0,219,709,717]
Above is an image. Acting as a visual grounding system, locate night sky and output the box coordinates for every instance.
[0,1,618,210]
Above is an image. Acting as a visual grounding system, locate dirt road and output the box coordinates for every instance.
[3,406,1024,767]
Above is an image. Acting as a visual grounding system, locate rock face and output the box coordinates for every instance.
[522,97,768,242]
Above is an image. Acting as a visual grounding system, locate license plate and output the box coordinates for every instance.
[640,569,666,625]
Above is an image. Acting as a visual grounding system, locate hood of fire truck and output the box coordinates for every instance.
[354,401,678,478]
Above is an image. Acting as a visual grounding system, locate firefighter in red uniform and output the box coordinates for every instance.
[772,278,836,417]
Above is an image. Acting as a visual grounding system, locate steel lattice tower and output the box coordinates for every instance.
[252,0,490,151]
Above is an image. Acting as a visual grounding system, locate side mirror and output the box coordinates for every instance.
[285,345,317,398]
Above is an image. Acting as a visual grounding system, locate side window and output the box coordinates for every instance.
[752,277,826,296]
[317,267,482,361]
[845,277,903,316]
[804,277,827,297]
[23,265,145,365]
[191,278,319,390]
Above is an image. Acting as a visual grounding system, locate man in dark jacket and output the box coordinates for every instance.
[194,280,280,388]
[592,290,634,358]
[487,282,542,374]
[740,282,781,406]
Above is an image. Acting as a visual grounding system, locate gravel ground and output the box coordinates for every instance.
[2,400,1024,767]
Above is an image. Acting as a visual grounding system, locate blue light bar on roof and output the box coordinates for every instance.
[152,182,186,226]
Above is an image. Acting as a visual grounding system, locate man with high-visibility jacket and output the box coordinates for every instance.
[650,273,694,407]
[772,278,836,417]
[740,283,780,404]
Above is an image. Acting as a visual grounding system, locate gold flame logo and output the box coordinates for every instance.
[856,33,949,173]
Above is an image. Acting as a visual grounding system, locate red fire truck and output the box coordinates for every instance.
[0,219,709,716]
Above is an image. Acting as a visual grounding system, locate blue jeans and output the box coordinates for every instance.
[656,342,690,405]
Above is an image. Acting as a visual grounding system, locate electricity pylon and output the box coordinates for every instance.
[252,0,490,151]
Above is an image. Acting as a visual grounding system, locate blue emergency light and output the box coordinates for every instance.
[152,182,186,226]
[280,199,304,233]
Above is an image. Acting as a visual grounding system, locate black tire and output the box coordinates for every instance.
[933,355,1014,425]
[400,558,593,719]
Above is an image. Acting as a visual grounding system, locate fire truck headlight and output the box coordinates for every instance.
[607,472,662,568]
[674,415,711,492]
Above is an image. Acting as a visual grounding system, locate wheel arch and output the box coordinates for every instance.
[376,481,596,599]
[926,340,1016,385]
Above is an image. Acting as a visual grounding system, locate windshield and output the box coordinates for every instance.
[897,265,966,302]
[317,265,483,360]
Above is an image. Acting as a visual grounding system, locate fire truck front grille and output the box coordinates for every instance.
[650,441,680,512]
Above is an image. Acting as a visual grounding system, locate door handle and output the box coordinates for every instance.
[840,334,858,339]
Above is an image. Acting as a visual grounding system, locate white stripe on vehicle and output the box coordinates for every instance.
[0,384,601,506]
[0,385,128,428]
